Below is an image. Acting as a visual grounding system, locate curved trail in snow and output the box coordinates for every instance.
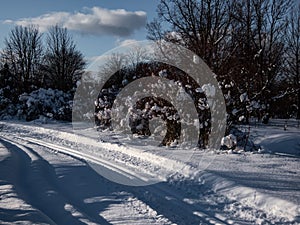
[0,135,230,225]
[0,121,299,224]
[0,137,110,225]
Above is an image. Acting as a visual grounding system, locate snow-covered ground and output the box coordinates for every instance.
[0,120,299,224]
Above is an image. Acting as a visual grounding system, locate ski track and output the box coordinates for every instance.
[0,135,228,225]
[0,121,299,224]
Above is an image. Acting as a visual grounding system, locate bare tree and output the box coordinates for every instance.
[147,0,233,73]
[225,0,292,121]
[98,45,150,88]
[42,25,86,92]
[1,25,43,93]
[285,3,300,119]
[147,0,294,128]
[98,53,127,78]
[126,45,150,70]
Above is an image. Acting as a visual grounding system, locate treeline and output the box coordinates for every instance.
[0,25,85,120]
[91,0,300,147]
[0,0,299,131]
[147,0,300,121]
[0,25,85,96]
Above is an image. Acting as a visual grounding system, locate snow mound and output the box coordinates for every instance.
[199,172,300,222]
[258,133,300,156]
[221,134,237,149]
[18,88,73,121]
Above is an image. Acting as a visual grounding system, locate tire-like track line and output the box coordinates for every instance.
[0,137,110,225]
[1,135,230,225]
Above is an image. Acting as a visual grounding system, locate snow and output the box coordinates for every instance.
[201,83,216,97]
[221,134,237,149]
[18,88,73,121]
[195,87,204,93]
[193,55,200,64]
[239,92,248,102]
[0,120,299,224]
[232,108,239,116]
[158,69,168,78]
[254,124,300,156]
[238,115,245,122]
[259,133,300,155]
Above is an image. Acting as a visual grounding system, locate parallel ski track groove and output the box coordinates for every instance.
[0,134,229,225]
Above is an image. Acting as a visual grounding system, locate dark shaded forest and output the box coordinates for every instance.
[0,0,299,147]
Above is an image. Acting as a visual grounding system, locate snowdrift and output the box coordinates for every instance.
[257,132,300,156]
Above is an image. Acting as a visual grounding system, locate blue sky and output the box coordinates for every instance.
[0,0,160,63]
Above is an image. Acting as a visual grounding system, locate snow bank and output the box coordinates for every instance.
[199,172,300,222]
[18,88,73,121]
[0,88,73,121]
[221,134,237,149]
[257,132,300,156]
[0,141,10,161]
[1,121,299,223]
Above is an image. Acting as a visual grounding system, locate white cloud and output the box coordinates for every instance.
[116,39,140,47]
[4,7,147,37]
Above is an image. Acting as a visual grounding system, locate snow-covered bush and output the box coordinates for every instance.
[18,88,73,121]
[95,62,211,147]
[221,127,259,151]
[0,87,18,120]
[221,134,237,150]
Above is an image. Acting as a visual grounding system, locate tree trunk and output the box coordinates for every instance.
[297,88,300,119]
